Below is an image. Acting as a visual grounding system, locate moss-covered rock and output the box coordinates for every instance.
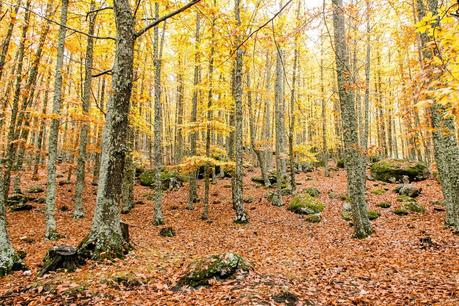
[110,272,147,287]
[377,201,391,208]
[288,194,324,215]
[402,201,425,213]
[303,187,321,198]
[251,175,276,185]
[139,169,187,189]
[177,253,250,288]
[342,211,352,221]
[393,208,409,216]
[397,195,416,203]
[305,214,322,223]
[370,159,429,183]
[368,211,380,220]
[371,189,386,195]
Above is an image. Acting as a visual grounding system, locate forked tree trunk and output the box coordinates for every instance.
[332,0,372,238]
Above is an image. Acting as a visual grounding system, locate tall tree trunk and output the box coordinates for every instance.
[274,47,285,191]
[232,0,248,223]
[78,0,135,259]
[73,0,96,219]
[202,1,216,220]
[188,12,201,209]
[417,0,459,232]
[44,0,68,240]
[175,56,184,164]
[332,0,372,238]
[362,0,371,150]
[321,30,329,177]
[153,3,165,225]
[262,52,272,173]
[2,0,32,205]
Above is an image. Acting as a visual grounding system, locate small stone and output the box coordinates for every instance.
[343,202,352,212]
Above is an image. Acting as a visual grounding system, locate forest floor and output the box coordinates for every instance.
[0,165,458,305]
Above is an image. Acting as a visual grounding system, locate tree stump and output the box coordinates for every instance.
[38,245,81,277]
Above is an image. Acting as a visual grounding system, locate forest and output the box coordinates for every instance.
[0,0,458,304]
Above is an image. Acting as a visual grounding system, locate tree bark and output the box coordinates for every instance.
[74,0,96,219]
[332,0,372,238]
[78,0,135,259]
[188,12,201,209]
[232,0,248,223]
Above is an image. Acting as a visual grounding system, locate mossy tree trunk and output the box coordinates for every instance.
[232,0,248,223]
[188,12,201,210]
[416,0,459,232]
[332,0,372,238]
[74,0,96,219]
[44,0,69,240]
[78,0,135,259]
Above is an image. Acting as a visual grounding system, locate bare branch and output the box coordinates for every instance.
[135,0,201,38]
[86,6,113,20]
[92,69,112,78]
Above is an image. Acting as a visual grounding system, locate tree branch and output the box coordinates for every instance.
[1,1,116,40]
[86,6,113,20]
[134,0,201,38]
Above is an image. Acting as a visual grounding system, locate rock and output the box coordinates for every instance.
[10,204,34,212]
[368,210,380,220]
[395,184,422,198]
[393,208,409,216]
[110,272,147,287]
[342,211,352,221]
[303,187,321,198]
[371,189,385,195]
[305,214,322,223]
[251,175,276,185]
[402,201,425,213]
[159,227,175,237]
[177,253,251,288]
[370,159,429,183]
[272,292,299,306]
[139,169,187,190]
[38,245,82,277]
[288,194,324,215]
[377,201,391,208]
[243,196,254,204]
[342,202,352,212]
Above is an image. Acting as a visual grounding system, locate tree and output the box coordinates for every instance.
[74,0,97,219]
[232,0,248,223]
[331,0,372,238]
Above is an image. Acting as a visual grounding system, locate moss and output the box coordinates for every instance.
[397,195,416,203]
[178,253,250,288]
[26,186,44,194]
[371,189,386,195]
[139,169,187,187]
[341,211,352,221]
[305,214,321,223]
[393,208,409,216]
[303,187,321,198]
[402,202,425,213]
[368,211,380,220]
[111,272,146,287]
[370,159,429,182]
[288,194,324,215]
[377,201,391,208]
